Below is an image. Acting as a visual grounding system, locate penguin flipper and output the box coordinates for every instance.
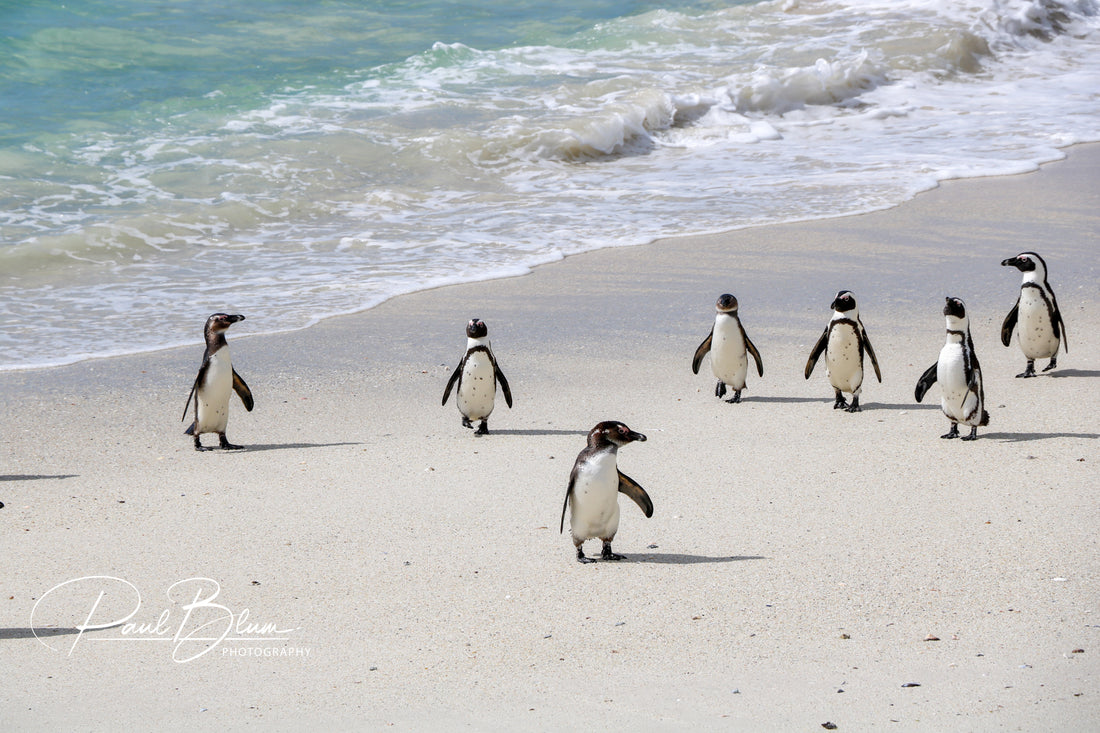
[1000,300,1019,347]
[914,363,938,403]
[743,327,764,377]
[617,470,653,518]
[691,330,713,375]
[560,470,578,534]
[805,328,828,379]
[232,369,254,411]
[441,360,463,406]
[182,358,209,422]
[1051,295,1068,351]
[860,322,882,382]
[494,363,513,408]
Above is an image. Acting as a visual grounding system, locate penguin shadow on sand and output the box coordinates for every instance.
[980,430,1100,443]
[628,552,767,566]
[1049,368,1100,379]
[1,474,78,482]
[226,441,363,453]
[0,626,87,641]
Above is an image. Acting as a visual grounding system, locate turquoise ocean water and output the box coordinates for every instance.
[1,0,1098,369]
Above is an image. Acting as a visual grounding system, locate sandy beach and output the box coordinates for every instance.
[2,145,1098,730]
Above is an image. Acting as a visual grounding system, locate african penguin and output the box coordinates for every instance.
[1000,252,1067,378]
[804,290,882,412]
[560,421,653,564]
[441,319,512,435]
[182,313,254,451]
[915,297,990,441]
[692,294,763,403]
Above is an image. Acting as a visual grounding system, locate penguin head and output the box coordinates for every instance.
[715,294,739,314]
[465,319,488,339]
[1001,252,1046,278]
[830,290,857,314]
[588,421,647,449]
[204,313,244,337]
[943,296,968,327]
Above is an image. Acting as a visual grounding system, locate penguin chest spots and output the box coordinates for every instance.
[457,352,495,421]
[711,319,748,388]
[1018,289,1058,358]
[570,454,621,540]
[196,351,233,433]
[825,324,862,391]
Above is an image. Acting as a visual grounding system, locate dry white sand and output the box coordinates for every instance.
[2,145,1098,731]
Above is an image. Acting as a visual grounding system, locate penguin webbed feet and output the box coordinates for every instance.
[961,426,980,441]
[715,381,726,399]
[475,420,489,435]
[832,391,848,410]
[461,417,475,429]
[1016,360,1037,378]
[218,433,244,450]
[724,390,742,404]
[575,546,596,564]
[844,396,862,413]
[1042,356,1058,373]
[600,541,625,561]
[941,424,959,440]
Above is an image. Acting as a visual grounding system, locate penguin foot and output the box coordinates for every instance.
[461,417,475,429]
[725,391,742,404]
[576,547,596,564]
[961,426,979,441]
[1016,360,1036,378]
[715,381,726,399]
[601,542,625,561]
[1042,357,1058,373]
[193,435,209,452]
[218,434,244,450]
[844,396,862,413]
[475,421,489,435]
[941,425,959,439]
[833,394,848,410]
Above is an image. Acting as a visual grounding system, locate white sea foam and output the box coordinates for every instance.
[1,0,1098,370]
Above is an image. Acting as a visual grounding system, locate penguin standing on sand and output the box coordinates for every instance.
[561,421,653,564]
[804,290,882,412]
[1000,251,1067,378]
[692,294,763,403]
[915,297,990,441]
[442,319,512,435]
[182,313,254,451]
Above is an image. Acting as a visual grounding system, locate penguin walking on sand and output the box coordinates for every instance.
[182,313,254,451]
[1000,251,1067,378]
[442,319,512,435]
[915,297,990,441]
[804,290,882,412]
[561,421,653,564]
[692,294,763,403]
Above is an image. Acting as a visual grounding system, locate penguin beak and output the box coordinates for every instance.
[1001,256,1020,269]
[629,431,647,442]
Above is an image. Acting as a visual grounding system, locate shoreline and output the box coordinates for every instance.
[0,142,1088,377]
[2,143,1097,730]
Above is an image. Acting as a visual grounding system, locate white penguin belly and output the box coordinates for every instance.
[457,352,496,421]
[196,350,233,433]
[570,453,621,542]
[711,318,748,389]
[825,325,863,394]
[937,344,980,425]
[1017,289,1059,359]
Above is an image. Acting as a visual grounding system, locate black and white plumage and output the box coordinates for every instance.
[182,313,254,451]
[915,297,990,441]
[804,290,882,412]
[560,421,653,564]
[441,319,512,435]
[692,293,763,404]
[1000,251,1067,378]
